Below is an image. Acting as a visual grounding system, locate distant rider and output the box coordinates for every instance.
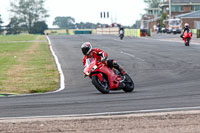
[119,27,124,36]
[81,42,125,75]
[180,23,192,39]
[119,27,124,40]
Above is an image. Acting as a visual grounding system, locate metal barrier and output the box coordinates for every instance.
[74,30,92,34]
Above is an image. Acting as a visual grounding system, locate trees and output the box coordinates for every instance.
[53,16,99,29]
[31,21,48,34]
[0,14,3,25]
[53,16,75,29]
[0,14,4,34]
[6,17,23,34]
[76,22,97,29]
[9,0,49,33]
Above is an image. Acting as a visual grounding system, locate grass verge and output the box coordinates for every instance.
[0,34,59,94]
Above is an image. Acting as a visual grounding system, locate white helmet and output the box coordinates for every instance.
[81,42,92,55]
[184,23,189,28]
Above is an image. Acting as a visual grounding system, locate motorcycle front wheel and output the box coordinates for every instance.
[92,75,110,94]
[122,74,134,92]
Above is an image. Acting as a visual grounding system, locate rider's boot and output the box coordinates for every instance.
[113,61,126,75]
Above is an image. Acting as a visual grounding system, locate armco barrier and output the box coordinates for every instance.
[74,30,92,34]
[45,29,96,35]
[45,29,67,35]
[68,29,96,35]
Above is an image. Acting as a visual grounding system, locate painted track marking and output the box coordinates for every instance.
[46,36,65,92]
[121,51,145,62]
[1,106,200,120]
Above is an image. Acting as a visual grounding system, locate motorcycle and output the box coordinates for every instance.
[183,31,192,46]
[119,33,124,40]
[119,29,124,40]
[83,58,134,94]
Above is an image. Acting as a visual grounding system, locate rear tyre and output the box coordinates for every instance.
[186,38,190,46]
[120,35,124,40]
[122,74,134,92]
[92,75,110,94]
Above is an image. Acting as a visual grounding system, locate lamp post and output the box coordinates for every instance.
[169,0,171,18]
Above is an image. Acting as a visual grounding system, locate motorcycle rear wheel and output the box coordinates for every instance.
[92,75,110,94]
[122,74,134,92]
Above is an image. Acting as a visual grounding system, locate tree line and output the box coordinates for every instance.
[52,16,104,29]
[1,0,149,35]
[0,0,48,34]
[0,0,113,35]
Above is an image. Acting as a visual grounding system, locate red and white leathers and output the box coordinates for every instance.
[82,48,108,66]
[82,48,125,75]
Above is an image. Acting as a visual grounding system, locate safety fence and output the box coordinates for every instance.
[124,29,140,37]
[45,28,152,37]
[45,29,96,35]
[96,27,119,35]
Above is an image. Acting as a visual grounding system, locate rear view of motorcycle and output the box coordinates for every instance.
[83,58,134,94]
[119,27,124,40]
[183,31,192,46]
[119,34,124,40]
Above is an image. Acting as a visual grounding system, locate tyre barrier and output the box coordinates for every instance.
[140,29,151,37]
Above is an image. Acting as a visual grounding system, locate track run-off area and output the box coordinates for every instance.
[0,34,200,119]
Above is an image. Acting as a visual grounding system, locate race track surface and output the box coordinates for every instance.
[0,34,200,118]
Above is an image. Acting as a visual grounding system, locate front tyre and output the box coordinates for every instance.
[122,74,134,92]
[186,38,190,46]
[92,75,110,94]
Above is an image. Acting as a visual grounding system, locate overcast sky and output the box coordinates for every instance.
[0,0,147,27]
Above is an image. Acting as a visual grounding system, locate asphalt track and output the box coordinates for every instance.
[0,34,200,118]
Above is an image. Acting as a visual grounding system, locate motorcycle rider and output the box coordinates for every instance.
[180,23,192,39]
[81,42,125,75]
[119,27,124,40]
[119,27,124,35]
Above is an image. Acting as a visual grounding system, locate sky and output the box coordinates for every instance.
[0,0,147,28]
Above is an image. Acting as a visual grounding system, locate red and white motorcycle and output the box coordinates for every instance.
[83,58,134,94]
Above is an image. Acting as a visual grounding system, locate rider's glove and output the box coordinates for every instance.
[101,56,107,62]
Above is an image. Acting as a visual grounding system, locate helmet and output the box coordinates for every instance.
[184,23,189,28]
[81,42,92,55]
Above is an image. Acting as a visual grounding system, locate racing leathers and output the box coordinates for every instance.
[180,26,192,39]
[82,48,125,75]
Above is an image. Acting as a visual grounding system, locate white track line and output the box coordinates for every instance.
[46,35,65,92]
[121,51,145,62]
[113,38,125,42]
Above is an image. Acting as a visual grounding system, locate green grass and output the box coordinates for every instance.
[0,34,59,94]
[0,34,42,41]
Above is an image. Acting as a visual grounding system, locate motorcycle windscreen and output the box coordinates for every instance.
[84,58,96,74]
[85,58,94,68]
